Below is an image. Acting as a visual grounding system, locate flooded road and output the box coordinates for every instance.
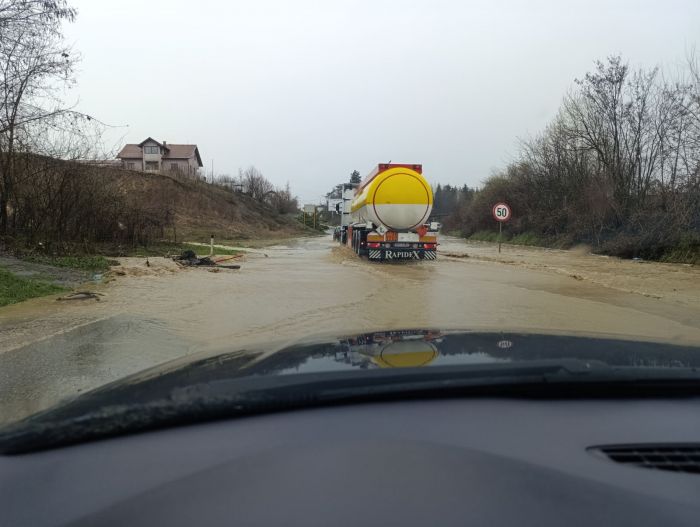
[2,234,700,424]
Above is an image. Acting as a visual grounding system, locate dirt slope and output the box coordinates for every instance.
[111,169,305,241]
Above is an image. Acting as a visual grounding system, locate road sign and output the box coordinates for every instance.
[327,198,342,212]
[303,204,316,214]
[492,202,511,254]
[492,202,511,222]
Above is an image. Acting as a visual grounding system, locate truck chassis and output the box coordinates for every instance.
[335,225,437,261]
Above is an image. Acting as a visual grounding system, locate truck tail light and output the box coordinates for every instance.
[367,242,381,248]
[423,243,436,250]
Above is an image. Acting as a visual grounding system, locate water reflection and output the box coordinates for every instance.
[0,316,193,424]
[335,330,441,368]
[258,329,700,377]
[4,326,700,425]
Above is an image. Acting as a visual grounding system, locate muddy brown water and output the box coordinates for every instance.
[2,235,700,424]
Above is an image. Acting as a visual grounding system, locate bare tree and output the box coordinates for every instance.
[447,54,700,260]
[0,0,81,234]
[238,165,274,201]
[268,182,298,214]
[0,1,165,250]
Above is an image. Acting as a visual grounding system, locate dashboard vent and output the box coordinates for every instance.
[591,444,700,474]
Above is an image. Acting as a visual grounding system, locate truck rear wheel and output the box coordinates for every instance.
[351,229,359,255]
[358,230,368,257]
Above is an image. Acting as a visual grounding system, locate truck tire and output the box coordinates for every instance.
[358,230,368,257]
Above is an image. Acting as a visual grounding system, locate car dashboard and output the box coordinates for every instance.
[2,397,700,526]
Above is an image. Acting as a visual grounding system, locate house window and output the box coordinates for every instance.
[145,161,159,171]
[170,163,178,172]
[144,146,160,154]
[126,162,135,170]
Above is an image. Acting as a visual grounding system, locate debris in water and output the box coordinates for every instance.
[213,255,244,263]
[174,250,240,269]
[57,291,104,302]
[174,250,215,266]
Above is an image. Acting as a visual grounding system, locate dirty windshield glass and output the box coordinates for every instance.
[1,0,699,426]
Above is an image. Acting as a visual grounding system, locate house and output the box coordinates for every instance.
[117,137,203,176]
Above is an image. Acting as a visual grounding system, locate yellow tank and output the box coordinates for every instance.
[351,165,433,231]
[371,340,439,368]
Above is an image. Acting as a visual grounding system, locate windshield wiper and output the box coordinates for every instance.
[1,359,699,455]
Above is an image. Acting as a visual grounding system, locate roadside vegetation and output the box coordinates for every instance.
[468,231,551,247]
[213,166,299,215]
[18,254,117,272]
[437,55,700,264]
[296,212,329,232]
[0,1,170,255]
[0,1,303,281]
[0,267,65,307]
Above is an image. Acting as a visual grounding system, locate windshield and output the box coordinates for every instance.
[1,0,699,430]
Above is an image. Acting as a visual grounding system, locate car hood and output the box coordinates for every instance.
[2,329,700,454]
[19,328,700,404]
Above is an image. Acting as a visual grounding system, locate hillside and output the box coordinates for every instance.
[110,169,306,242]
[1,154,308,255]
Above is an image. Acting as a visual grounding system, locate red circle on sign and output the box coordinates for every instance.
[492,203,511,222]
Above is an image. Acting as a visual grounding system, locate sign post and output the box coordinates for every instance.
[492,202,512,253]
[499,222,502,252]
[303,204,315,229]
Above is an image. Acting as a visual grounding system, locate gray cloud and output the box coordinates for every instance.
[65,0,699,203]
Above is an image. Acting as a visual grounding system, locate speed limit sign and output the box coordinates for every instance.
[492,202,511,254]
[492,202,511,222]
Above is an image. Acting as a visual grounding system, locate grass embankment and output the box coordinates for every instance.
[0,267,66,307]
[659,245,700,265]
[21,254,117,271]
[468,230,553,247]
[463,230,700,264]
[0,252,106,308]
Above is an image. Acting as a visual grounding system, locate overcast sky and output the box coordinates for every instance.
[64,0,699,204]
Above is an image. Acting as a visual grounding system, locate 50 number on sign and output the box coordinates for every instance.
[492,203,511,222]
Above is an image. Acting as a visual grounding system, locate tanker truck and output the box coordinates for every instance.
[334,163,439,260]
